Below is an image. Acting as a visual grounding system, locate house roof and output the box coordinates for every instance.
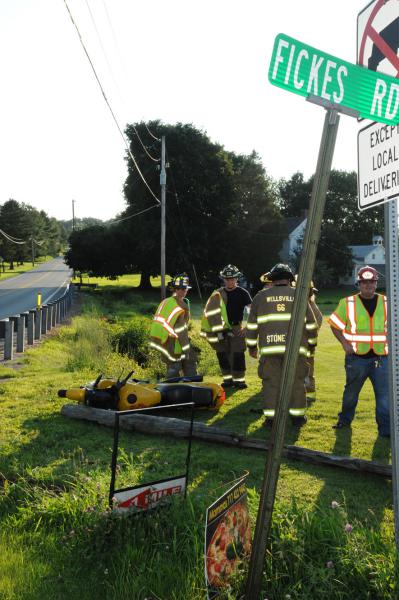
[285,216,305,235]
[348,245,383,260]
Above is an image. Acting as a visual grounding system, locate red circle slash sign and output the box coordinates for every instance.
[359,0,399,76]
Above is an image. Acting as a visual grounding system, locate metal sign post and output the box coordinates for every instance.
[384,199,399,550]
[245,107,340,600]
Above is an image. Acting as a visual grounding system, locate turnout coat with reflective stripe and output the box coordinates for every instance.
[246,285,316,356]
[149,296,190,361]
[308,299,323,357]
[200,288,231,345]
[328,293,388,355]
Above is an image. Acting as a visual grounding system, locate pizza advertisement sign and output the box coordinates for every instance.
[205,476,252,599]
[112,474,186,513]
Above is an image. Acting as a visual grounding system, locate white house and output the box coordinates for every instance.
[339,235,385,285]
[279,216,307,263]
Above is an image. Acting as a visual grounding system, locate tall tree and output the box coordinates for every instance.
[123,121,284,288]
[278,170,384,285]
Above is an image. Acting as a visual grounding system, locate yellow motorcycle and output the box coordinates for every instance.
[58,372,225,411]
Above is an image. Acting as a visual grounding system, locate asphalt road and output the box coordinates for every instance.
[0,257,73,320]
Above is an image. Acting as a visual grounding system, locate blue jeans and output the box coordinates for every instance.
[339,354,390,436]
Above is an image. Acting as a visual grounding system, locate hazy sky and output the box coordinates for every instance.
[0,1,367,221]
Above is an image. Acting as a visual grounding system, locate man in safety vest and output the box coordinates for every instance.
[149,274,198,379]
[201,264,252,389]
[246,263,317,426]
[329,265,389,437]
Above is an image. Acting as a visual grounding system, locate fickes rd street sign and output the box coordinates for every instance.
[269,33,399,125]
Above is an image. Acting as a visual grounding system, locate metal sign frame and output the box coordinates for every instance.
[108,402,195,511]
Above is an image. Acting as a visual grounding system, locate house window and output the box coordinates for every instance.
[372,253,375,259]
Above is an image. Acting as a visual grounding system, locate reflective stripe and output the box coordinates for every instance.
[181,344,190,351]
[246,322,258,330]
[207,336,219,343]
[343,333,387,342]
[329,313,345,330]
[154,315,178,338]
[223,375,233,381]
[257,314,291,324]
[306,322,318,330]
[204,308,221,317]
[308,337,318,345]
[200,331,207,337]
[166,306,184,323]
[260,345,308,356]
[211,325,224,332]
[174,325,187,333]
[263,409,275,417]
[233,377,245,382]
[246,339,258,347]
[149,341,180,362]
[289,408,306,416]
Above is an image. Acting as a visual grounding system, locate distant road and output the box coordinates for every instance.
[0,257,72,320]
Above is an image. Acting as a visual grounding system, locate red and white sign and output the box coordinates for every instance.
[113,475,186,512]
[357,1,399,209]
[358,0,399,75]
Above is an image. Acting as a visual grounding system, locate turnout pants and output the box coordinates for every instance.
[213,326,246,384]
[258,355,308,419]
[305,354,316,397]
[162,348,198,379]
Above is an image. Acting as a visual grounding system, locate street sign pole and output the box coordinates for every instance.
[384,199,399,551]
[245,108,340,600]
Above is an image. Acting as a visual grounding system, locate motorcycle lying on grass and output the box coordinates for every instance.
[58,371,225,411]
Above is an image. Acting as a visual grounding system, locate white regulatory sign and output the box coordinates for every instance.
[357,121,399,210]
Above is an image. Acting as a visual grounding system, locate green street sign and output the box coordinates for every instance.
[269,33,399,125]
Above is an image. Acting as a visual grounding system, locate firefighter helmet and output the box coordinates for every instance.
[260,271,272,283]
[170,274,191,289]
[268,263,295,282]
[219,264,242,279]
[357,266,378,283]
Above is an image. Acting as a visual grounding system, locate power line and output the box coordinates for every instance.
[144,122,161,142]
[108,203,159,224]
[0,229,26,244]
[63,0,160,205]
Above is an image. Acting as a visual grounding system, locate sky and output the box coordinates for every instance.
[0,0,368,221]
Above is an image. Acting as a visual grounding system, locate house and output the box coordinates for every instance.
[279,215,307,264]
[339,235,385,286]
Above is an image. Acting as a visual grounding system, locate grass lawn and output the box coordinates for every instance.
[0,281,397,599]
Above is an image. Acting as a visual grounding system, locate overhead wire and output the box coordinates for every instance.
[108,203,160,224]
[0,229,26,244]
[63,0,160,205]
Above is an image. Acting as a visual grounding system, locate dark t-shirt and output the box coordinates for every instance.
[357,294,378,358]
[225,286,252,324]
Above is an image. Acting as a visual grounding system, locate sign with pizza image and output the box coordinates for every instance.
[205,476,252,599]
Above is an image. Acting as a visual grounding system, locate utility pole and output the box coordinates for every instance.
[72,199,76,231]
[31,236,35,267]
[160,136,166,299]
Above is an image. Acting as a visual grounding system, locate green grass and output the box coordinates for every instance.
[0,285,397,599]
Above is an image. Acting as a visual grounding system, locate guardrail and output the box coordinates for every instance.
[0,285,74,361]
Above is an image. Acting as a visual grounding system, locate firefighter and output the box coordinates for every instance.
[303,281,323,401]
[201,264,252,389]
[260,271,273,288]
[149,274,198,379]
[329,266,389,437]
[246,263,317,426]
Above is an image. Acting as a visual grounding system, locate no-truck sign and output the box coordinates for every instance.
[358,0,399,75]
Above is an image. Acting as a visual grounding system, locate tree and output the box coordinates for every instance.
[123,121,284,289]
[0,200,30,268]
[278,170,384,286]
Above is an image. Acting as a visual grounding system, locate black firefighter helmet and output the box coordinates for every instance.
[268,263,295,282]
[219,264,242,279]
